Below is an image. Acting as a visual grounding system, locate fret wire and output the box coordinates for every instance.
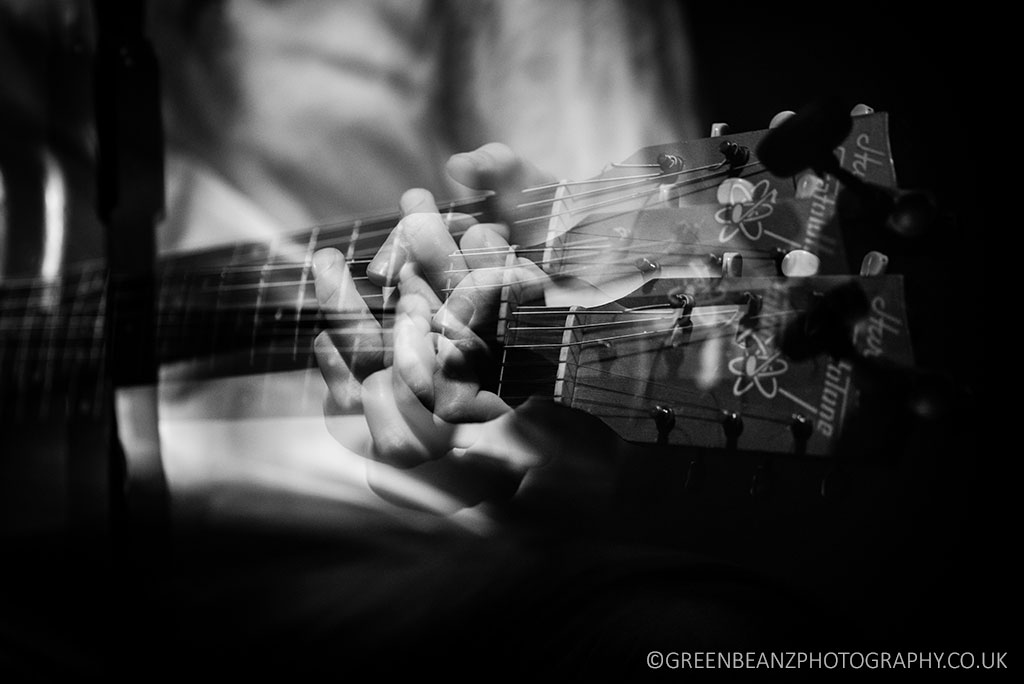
[39,282,64,419]
[565,392,720,419]
[564,374,795,426]
[0,229,796,314]
[294,226,321,360]
[157,258,173,362]
[0,300,802,330]
[569,390,792,427]
[90,272,108,419]
[13,282,42,420]
[65,270,90,403]
[251,240,276,364]
[209,243,243,373]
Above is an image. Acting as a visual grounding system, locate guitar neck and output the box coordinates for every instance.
[0,196,496,420]
[155,195,498,377]
[2,110,900,420]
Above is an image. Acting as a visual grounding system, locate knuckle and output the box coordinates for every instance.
[373,435,428,469]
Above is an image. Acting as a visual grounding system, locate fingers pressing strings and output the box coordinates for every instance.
[312,246,388,384]
[448,222,550,329]
[446,142,558,227]
[392,265,443,412]
[366,188,470,292]
[313,189,547,411]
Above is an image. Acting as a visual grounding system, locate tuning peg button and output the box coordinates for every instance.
[721,252,743,277]
[796,173,825,198]
[850,103,874,116]
[780,250,821,277]
[769,110,796,129]
[656,152,685,174]
[650,405,676,445]
[634,256,661,275]
[790,414,813,456]
[859,251,889,276]
[666,289,694,310]
[722,411,744,451]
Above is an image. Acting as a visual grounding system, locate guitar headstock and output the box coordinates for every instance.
[500,273,913,458]
[517,107,899,288]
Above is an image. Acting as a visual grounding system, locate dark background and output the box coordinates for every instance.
[686,2,1005,653]
[0,0,1008,675]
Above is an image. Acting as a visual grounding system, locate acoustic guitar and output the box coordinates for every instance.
[1,103,962,666]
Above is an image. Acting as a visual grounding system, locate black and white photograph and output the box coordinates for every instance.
[1,1,1005,679]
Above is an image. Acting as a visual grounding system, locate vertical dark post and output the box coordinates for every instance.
[91,0,170,674]
[92,0,167,557]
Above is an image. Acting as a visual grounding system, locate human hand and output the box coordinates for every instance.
[445,142,558,227]
[312,185,550,512]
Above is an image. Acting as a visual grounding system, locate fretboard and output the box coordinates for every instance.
[0,196,496,421]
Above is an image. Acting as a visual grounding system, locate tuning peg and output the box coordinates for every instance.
[769,110,796,129]
[650,405,675,445]
[666,289,694,310]
[710,122,730,137]
[759,98,940,244]
[596,340,617,361]
[757,97,853,178]
[656,152,685,174]
[859,251,889,275]
[795,172,825,199]
[790,414,813,456]
[780,250,821,277]
[741,291,763,319]
[722,410,743,451]
[721,252,743,277]
[633,256,661,276]
[850,103,874,116]
[719,140,750,170]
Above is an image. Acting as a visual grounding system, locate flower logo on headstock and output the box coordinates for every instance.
[715,178,778,243]
[728,329,789,400]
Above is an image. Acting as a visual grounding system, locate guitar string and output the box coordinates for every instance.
[166,235,785,279]
[6,317,830,432]
[0,305,805,342]
[558,389,795,427]
[148,153,758,280]
[1,210,792,333]
[512,161,765,227]
[4,140,819,431]
[0,147,776,301]
[514,158,732,206]
[4,130,868,430]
